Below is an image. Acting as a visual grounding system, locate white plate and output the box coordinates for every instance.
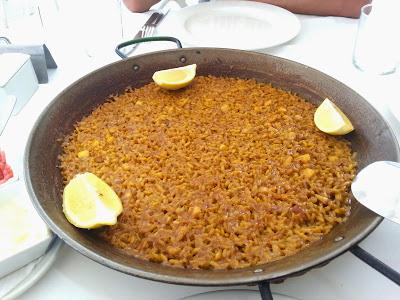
[159,0,301,50]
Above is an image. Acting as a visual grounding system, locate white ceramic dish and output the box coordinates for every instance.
[0,238,62,300]
[159,0,301,50]
[0,180,53,279]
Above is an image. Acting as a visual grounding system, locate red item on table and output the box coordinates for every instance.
[0,150,14,185]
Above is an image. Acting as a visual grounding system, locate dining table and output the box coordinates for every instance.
[1,1,399,299]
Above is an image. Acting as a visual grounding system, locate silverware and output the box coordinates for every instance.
[133,12,159,41]
[124,9,169,56]
[141,11,168,38]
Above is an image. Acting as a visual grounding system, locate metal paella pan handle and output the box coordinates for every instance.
[258,282,273,300]
[350,245,400,286]
[115,36,183,59]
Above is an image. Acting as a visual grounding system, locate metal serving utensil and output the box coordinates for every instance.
[351,161,400,225]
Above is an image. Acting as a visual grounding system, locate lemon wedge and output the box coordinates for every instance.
[314,98,354,135]
[152,64,197,90]
[63,172,122,229]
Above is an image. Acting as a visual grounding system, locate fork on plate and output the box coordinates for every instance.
[123,10,168,55]
[139,13,161,38]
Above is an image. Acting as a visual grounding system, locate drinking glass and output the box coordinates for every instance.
[352,3,400,75]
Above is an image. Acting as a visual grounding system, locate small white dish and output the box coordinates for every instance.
[0,180,53,279]
[159,0,301,50]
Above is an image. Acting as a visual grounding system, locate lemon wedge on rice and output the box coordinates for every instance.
[152,64,197,90]
[63,172,122,229]
[314,98,354,135]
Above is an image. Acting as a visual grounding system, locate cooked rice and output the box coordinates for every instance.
[59,76,356,269]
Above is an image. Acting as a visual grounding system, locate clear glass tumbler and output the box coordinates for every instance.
[352,3,399,75]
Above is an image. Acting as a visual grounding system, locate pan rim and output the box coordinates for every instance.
[24,47,397,286]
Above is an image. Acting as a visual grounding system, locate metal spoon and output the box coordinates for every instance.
[351,161,400,225]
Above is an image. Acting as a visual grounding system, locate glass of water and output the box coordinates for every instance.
[352,3,399,75]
